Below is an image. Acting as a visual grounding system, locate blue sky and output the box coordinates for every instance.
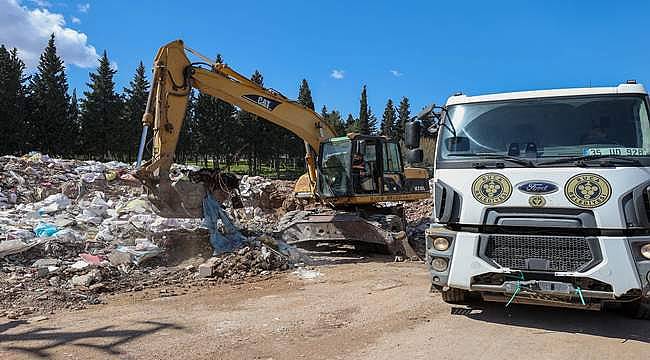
[3,0,650,118]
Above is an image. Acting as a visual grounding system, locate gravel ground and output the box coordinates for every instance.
[1,260,649,360]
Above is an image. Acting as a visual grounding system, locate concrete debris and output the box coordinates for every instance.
[196,244,289,280]
[0,152,310,318]
[0,152,433,319]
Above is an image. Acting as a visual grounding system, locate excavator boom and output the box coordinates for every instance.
[135,40,334,217]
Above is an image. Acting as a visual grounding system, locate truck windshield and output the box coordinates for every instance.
[439,95,650,162]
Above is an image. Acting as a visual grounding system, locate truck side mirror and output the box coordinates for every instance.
[405,121,421,149]
[407,148,424,164]
[445,136,470,152]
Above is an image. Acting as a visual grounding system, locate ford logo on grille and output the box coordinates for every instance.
[517,181,558,194]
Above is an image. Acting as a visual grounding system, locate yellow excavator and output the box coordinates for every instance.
[134,40,430,254]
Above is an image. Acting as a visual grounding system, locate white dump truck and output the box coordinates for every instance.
[407,81,650,317]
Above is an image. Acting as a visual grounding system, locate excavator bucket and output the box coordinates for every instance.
[145,179,206,218]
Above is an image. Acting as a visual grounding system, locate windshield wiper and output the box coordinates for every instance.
[450,153,536,167]
[537,154,643,167]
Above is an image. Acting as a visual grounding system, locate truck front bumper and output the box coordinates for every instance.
[426,227,650,301]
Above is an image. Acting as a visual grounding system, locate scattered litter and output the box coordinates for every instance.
[115,239,162,265]
[292,268,322,280]
[34,222,58,237]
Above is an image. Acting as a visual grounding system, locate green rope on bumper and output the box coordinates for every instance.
[576,286,586,305]
[505,283,521,307]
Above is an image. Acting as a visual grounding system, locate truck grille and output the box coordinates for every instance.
[484,234,596,272]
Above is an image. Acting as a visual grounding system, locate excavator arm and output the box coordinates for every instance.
[134,40,335,217]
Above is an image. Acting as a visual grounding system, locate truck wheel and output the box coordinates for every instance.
[441,287,468,304]
[623,299,650,320]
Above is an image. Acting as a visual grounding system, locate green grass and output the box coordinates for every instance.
[182,159,304,179]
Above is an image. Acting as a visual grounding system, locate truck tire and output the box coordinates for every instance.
[623,298,650,320]
[441,287,468,304]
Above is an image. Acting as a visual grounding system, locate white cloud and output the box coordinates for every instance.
[70,15,80,24]
[330,69,345,80]
[77,2,89,12]
[110,60,118,71]
[390,69,403,77]
[0,0,100,69]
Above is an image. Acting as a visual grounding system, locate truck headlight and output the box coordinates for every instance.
[641,243,650,259]
[431,257,448,272]
[433,237,450,251]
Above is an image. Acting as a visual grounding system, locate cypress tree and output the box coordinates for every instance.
[0,45,27,155]
[358,85,369,135]
[80,50,122,159]
[122,61,150,160]
[381,98,396,138]
[27,34,71,155]
[298,79,314,110]
[396,96,411,142]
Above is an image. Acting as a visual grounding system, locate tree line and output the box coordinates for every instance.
[0,34,413,177]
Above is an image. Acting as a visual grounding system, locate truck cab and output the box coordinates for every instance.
[420,82,650,316]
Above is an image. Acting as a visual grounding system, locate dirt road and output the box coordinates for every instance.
[1,260,649,359]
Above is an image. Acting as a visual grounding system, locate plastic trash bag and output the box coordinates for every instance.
[37,193,71,213]
[202,193,246,255]
[34,222,59,237]
[115,239,162,265]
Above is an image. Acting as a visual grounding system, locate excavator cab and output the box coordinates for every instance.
[317,134,411,199]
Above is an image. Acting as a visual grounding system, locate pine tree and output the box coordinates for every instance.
[0,45,27,155]
[367,106,378,135]
[194,91,221,166]
[345,113,359,133]
[80,50,123,159]
[358,85,369,135]
[298,79,314,110]
[122,61,150,160]
[177,90,197,162]
[65,89,80,155]
[395,96,411,142]
[26,34,71,155]
[321,105,346,136]
[381,99,396,138]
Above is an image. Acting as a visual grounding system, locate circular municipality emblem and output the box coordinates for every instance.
[472,173,512,205]
[564,173,612,208]
[528,195,546,208]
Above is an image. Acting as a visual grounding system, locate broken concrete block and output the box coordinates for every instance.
[70,260,89,271]
[198,257,220,278]
[108,250,133,266]
[71,270,101,287]
[32,258,60,268]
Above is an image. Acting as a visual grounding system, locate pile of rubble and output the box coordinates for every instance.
[0,153,301,317]
[233,175,298,233]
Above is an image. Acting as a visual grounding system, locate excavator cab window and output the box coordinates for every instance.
[351,139,380,194]
[319,139,353,197]
[382,142,403,192]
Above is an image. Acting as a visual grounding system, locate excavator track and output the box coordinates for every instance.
[274,207,417,257]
